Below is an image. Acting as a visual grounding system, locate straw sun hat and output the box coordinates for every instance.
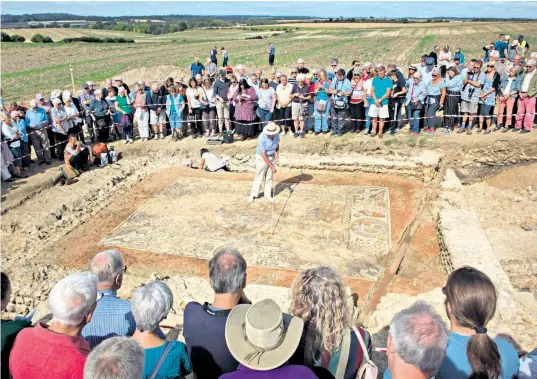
[225,299,304,371]
[263,122,280,136]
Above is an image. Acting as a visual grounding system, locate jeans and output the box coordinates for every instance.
[120,114,133,140]
[30,128,51,163]
[257,108,273,128]
[305,103,314,131]
[330,105,348,135]
[407,105,421,133]
[314,102,331,132]
[168,112,183,130]
[365,96,373,131]
[223,57,228,66]
[426,101,440,128]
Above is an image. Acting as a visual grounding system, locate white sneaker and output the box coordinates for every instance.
[153,134,158,140]
[129,139,134,144]
[160,133,165,139]
[248,196,255,203]
[265,197,275,204]
[123,139,128,144]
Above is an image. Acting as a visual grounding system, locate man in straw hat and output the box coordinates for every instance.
[248,122,280,204]
[220,299,317,378]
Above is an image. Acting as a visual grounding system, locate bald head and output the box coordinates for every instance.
[208,249,247,294]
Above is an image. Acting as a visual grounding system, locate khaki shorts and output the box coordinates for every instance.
[149,110,166,125]
[292,102,308,120]
[216,101,230,119]
[460,100,478,114]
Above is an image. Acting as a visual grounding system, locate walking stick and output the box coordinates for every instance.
[69,64,76,94]
[271,171,276,235]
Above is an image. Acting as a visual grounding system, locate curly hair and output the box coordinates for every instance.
[290,266,351,359]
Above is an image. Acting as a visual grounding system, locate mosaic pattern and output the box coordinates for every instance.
[101,177,391,280]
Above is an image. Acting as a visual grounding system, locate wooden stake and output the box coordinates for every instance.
[70,64,76,94]
[270,172,276,235]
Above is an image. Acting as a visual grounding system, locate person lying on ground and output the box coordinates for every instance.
[199,148,230,172]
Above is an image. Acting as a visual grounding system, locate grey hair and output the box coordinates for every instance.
[151,82,159,90]
[431,67,441,75]
[131,280,173,333]
[208,248,247,294]
[331,58,338,64]
[49,272,98,326]
[489,50,500,59]
[389,301,449,374]
[84,337,144,379]
[527,59,536,67]
[89,250,125,285]
[95,89,103,97]
[118,87,126,94]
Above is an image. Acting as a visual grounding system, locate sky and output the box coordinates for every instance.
[2,1,537,19]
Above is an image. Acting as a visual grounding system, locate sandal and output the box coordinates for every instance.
[466,129,472,135]
[476,129,483,134]
[484,130,491,135]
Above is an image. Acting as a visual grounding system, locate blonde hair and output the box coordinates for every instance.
[290,266,351,359]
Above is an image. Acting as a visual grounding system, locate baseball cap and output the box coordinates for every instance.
[86,81,94,86]
[518,34,524,39]
[225,66,233,73]
[219,69,226,75]
[425,57,435,65]
[113,77,122,81]
[409,65,417,70]
[36,93,45,99]
[83,83,89,89]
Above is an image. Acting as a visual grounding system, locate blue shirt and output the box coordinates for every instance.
[494,40,508,58]
[405,80,427,105]
[461,72,485,103]
[256,132,280,156]
[372,77,393,105]
[329,78,352,104]
[445,74,463,92]
[143,341,192,379]
[25,107,48,129]
[383,332,520,379]
[81,290,136,348]
[190,63,205,77]
[426,79,446,96]
[438,332,519,379]
[269,45,275,55]
[14,119,28,143]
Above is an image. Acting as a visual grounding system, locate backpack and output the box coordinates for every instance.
[352,326,378,379]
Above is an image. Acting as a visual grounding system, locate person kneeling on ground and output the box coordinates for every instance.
[199,148,230,172]
[64,133,94,172]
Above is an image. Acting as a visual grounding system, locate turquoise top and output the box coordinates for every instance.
[143,341,192,379]
[426,78,446,96]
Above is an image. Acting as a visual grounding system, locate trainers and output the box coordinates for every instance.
[442,128,451,134]
[160,133,165,139]
[314,132,319,136]
[426,128,435,135]
[129,139,134,143]
[364,131,371,136]
[512,128,520,133]
[281,131,286,136]
[265,197,275,203]
[248,195,255,203]
[153,134,159,140]
[299,132,305,138]
[294,132,299,138]
[456,128,466,134]
[501,127,509,133]
[123,139,128,144]
[520,129,531,134]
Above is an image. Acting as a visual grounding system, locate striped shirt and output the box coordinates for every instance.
[81,290,135,348]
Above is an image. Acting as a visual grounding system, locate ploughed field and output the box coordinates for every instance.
[2,22,537,102]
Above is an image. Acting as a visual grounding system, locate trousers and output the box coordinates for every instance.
[30,129,51,163]
[250,154,275,199]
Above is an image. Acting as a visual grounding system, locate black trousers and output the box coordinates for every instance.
[349,102,365,131]
[269,55,275,66]
[69,148,89,170]
[47,127,57,158]
[278,106,292,130]
[187,108,202,135]
[54,132,68,161]
[444,91,460,129]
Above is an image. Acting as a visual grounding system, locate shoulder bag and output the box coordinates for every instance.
[149,341,172,379]
[199,88,208,110]
[333,80,348,110]
[352,326,378,379]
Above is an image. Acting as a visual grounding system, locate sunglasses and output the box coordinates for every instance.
[331,65,337,67]
[487,65,495,68]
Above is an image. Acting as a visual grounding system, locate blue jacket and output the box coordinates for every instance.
[500,76,521,98]
[25,107,48,129]
[166,94,185,117]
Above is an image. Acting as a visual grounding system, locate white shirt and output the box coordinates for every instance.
[65,103,82,124]
[2,122,21,148]
[504,77,514,95]
[363,79,373,96]
[202,152,225,172]
[186,87,201,108]
[521,70,535,92]
[201,87,215,107]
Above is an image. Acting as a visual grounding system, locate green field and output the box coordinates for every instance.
[1,22,536,102]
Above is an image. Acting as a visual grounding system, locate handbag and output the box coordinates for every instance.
[96,118,106,128]
[315,100,327,113]
[149,341,171,379]
[352,326,378,379]
[332,80,348,110]
[300,104,309,117]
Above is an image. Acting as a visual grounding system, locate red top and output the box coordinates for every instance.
[10,322,90,379]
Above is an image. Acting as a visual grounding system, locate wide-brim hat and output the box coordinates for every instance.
[263,122,280,136]
[225,299,304,371]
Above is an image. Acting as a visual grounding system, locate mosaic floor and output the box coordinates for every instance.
[101,177,392,280]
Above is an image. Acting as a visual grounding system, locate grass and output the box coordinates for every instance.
[3,23,537,102]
